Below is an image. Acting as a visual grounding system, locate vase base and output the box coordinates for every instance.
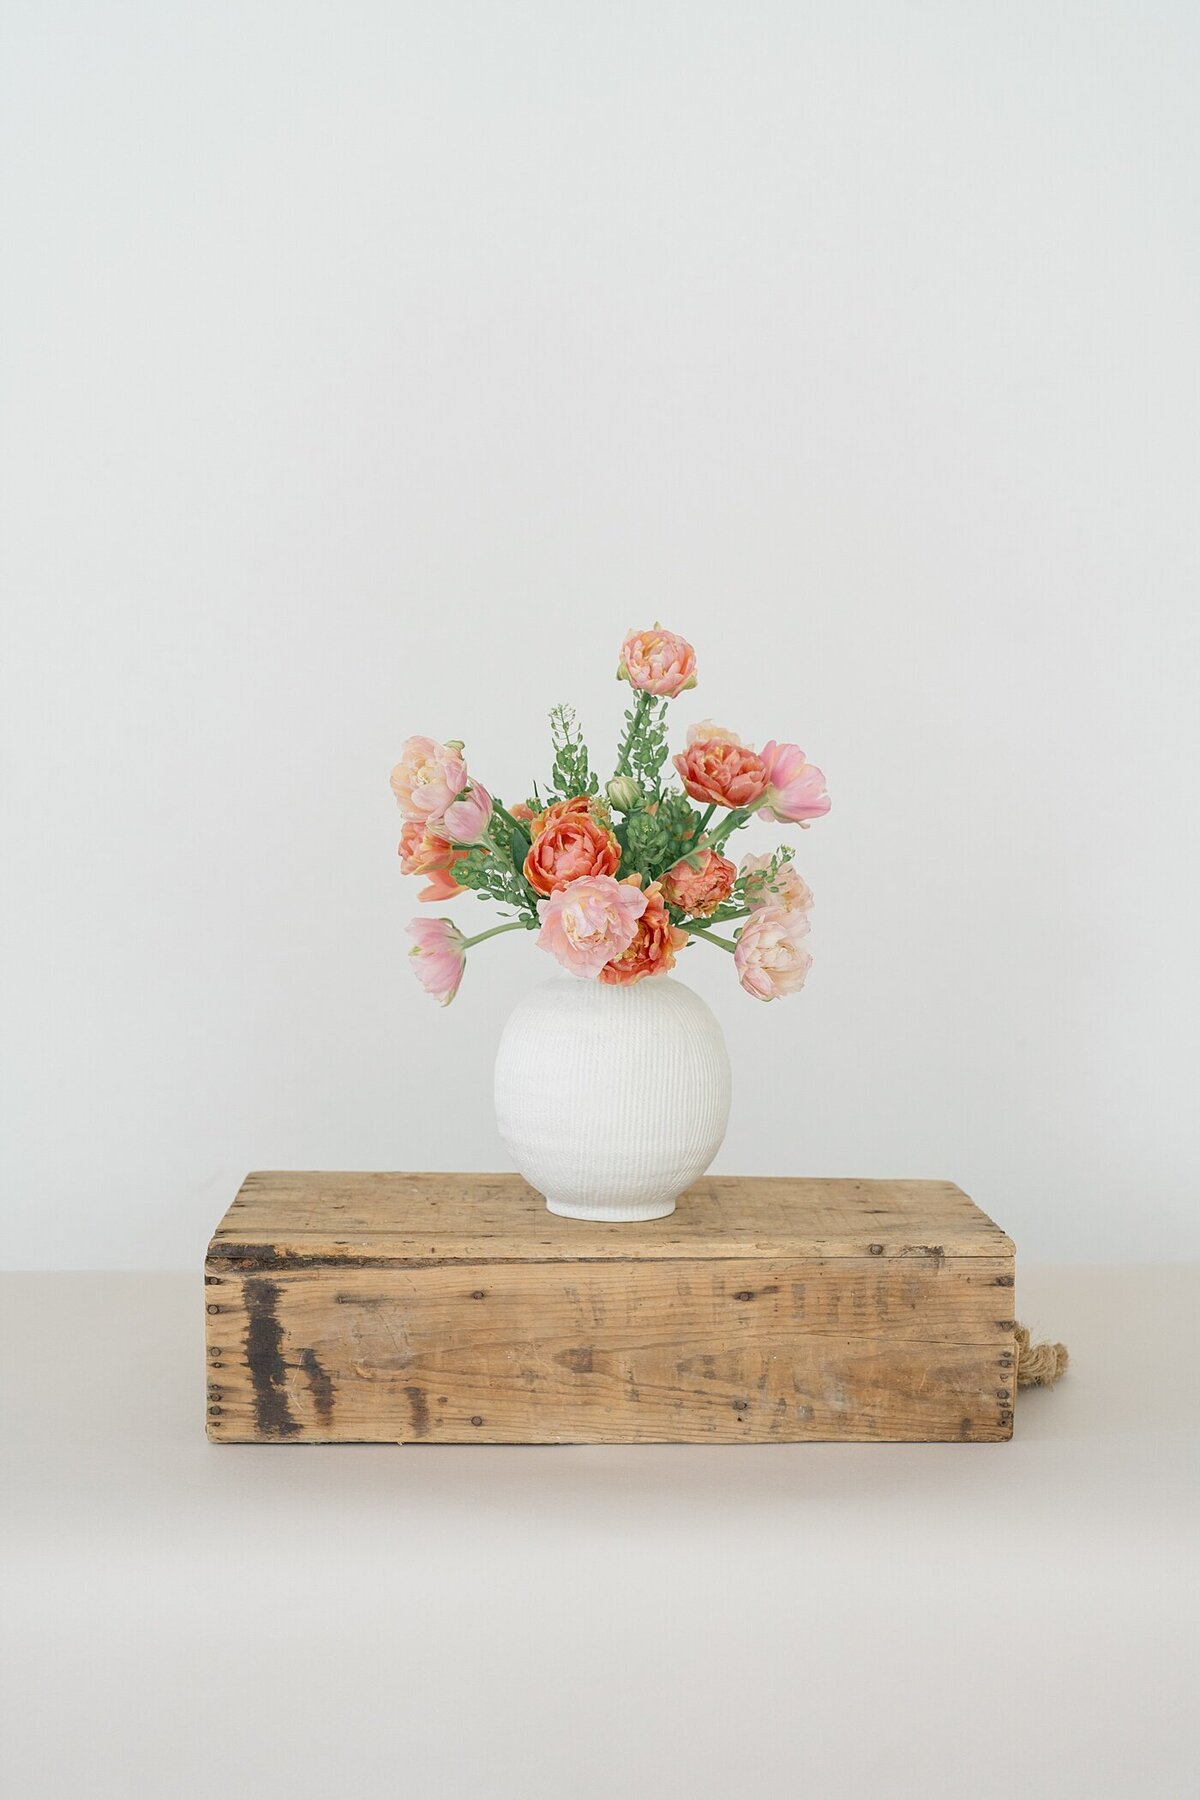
[545,1195,678,1223]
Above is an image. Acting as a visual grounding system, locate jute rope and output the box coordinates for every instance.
[1014,1323,1069,1388]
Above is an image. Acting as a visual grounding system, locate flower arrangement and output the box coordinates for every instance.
[391,627,830,1007]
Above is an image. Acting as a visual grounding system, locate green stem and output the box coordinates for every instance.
[687,925,737,953]
[702,906,752,927]
[614,690,652,777]
[462,920,530,950]
[694,803,716,839]
[705,806,751,850]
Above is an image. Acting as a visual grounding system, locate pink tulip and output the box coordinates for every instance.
[406,917,467,1005]
[739,853,814,916]
[536,874,648,979]
[734,906,812,1001]
[442,782,493,845]
[617,627,698,698]
[756,741,830,826]
[390,736,469,823]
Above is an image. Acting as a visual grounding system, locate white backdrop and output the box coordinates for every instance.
[2,1,1197,1268]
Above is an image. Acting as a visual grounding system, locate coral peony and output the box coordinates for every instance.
[406,917,467,1005]
[442,782,493,845]
[523,796,621,897]
[617,627,697,698]
[757,741,830,826]
[390,736,469,823]
[739,853,814,916]
[599,880,688,984]
[661,847,736,918]
[733,906,812,1001]
[536,874,647,978]
[672,736,768,809]
[398,819,469,902]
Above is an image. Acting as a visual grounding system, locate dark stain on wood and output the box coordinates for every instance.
[244,1278,300,1438]
[300,1348,335,1426]
[557,1346,594,1374]
[404,1386,429,1437]
[899,1244,944,1266]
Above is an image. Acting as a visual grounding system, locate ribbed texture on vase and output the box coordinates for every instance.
[494,975,732,1221]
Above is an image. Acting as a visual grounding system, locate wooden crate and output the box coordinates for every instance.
[204,1173,1017,1444]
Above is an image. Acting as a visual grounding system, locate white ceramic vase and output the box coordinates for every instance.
[494,974,731,1221]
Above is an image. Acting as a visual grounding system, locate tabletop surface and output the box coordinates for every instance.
[1,1264,1195,1800]
[208,1170,1015,1263]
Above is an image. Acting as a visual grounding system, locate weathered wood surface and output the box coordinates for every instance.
[205,1174,1017,1444]
[211,1171,1012,1262]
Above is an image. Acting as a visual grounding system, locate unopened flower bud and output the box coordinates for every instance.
[606,776,642,813]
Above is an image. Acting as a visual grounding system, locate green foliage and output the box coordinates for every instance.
[546,704,598,802]
[612,690,672,797]
[622,790,703,885]
[628,696,672,794]
[453,808,540,923]
[732,843,794,906]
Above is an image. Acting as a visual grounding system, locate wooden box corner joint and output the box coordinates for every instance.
[205,1173,1016,1445]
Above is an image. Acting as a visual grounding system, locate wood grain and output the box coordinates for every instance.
[205,1173,1017,1444]
[210,1171,1013,1262]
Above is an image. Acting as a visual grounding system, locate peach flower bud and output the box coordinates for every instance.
[617,627,698,698]
[599,880,689,984]
[442,783,493,845]
[685,719,743,747]
[536,874,647,979]
[661,848,736,918]
[672,737,768,809]
[398,820,468,902]
[605,775,642,813]
[757,741,830,826]
[733,906,812,1001]
[524,796,621,897]
[739,853,814,916]
[406,917,467,1005]
[390,736,469,823]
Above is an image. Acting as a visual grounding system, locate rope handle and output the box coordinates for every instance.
[1015,1323,1069,1388]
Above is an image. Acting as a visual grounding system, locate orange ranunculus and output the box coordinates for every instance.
[523,796,621,897]
[399,819,469,902]
[599,880,688,984]
[660,847,736,917]
[672,738,768,809]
